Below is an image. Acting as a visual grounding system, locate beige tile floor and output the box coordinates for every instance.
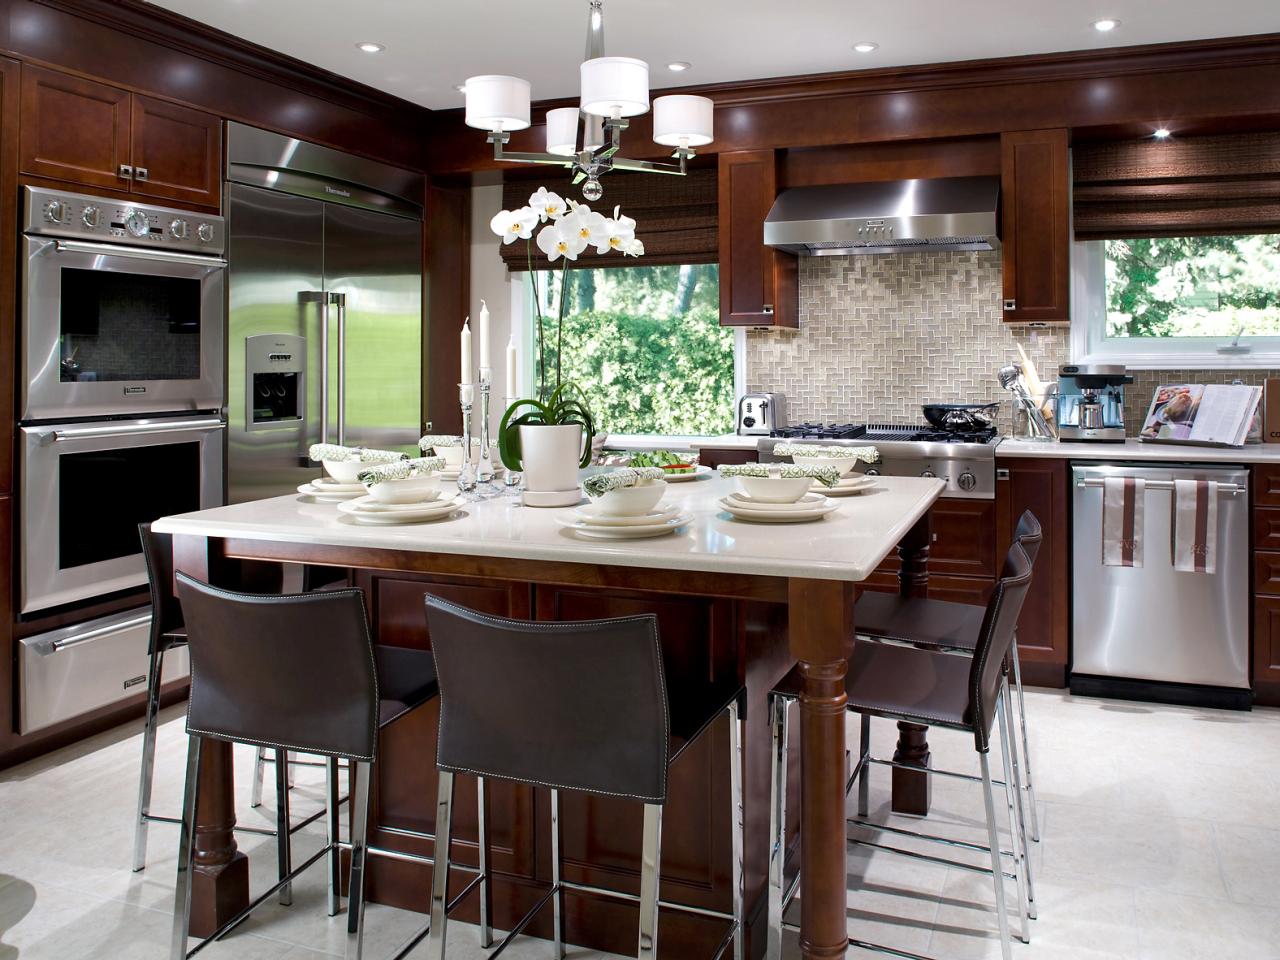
[2,689,1279,959]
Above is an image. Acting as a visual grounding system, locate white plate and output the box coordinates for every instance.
[297,482,364,502]
[557,511,692,539]
[718,497,838,523]
[574,504,681,527]
[336,495,464,524]
[311,476,366,492]
[814,476,878,497]
[662,465,712,483]
[727,491,830,511]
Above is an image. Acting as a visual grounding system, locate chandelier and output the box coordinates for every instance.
[462,0,714,200]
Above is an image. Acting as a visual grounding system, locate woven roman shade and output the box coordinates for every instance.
[498,167,717,271]
[1073,132,1280,239]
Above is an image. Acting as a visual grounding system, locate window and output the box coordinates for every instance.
[526,264,735,436]
[1074,233,1280,367]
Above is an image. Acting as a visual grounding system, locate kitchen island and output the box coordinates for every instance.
[154,474,944,959]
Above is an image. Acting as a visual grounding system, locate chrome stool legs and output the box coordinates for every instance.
[1011,635,1041,842]
[133,644,168,873]
[429,701,745,960]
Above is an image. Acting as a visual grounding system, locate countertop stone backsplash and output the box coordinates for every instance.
[744,250,1069,434]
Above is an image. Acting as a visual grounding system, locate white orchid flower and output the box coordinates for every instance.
[528,187,566,222]
[595,205,638,254]
[490,206,539,244]
[536,221,589,262]
[622,237,645,257]
[563,204,608,250]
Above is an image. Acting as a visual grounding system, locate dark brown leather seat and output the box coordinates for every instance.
[375,645,440,726]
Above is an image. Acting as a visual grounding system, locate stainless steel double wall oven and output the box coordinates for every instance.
[19,185,226,615]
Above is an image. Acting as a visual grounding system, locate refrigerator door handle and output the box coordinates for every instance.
[333,292,347,447]
[298,291,329,444]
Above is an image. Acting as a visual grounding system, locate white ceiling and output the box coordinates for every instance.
[145,0,1280,110]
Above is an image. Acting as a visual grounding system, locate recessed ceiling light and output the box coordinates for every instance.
[1092,18,1120,32]
[356,41,385,53]
[852,41,879,53]
[1154,127,1171,139]
[666,61,691,72]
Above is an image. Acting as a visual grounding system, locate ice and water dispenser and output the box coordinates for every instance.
[244,334,304,430]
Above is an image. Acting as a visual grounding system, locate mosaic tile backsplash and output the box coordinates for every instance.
[744,251,1069,433]
[743,250,1276,437]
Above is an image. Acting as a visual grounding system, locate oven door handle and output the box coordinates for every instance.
[39,418,226,444]
[51,239,227,268]
[38,614,154,655]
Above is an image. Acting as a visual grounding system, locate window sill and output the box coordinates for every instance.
[1072,347,1280,370]
[600,433,749,452]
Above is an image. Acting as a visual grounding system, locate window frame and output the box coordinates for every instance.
[1071,238,1280,369]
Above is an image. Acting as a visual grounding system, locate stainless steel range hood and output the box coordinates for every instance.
[763,175,1000,256]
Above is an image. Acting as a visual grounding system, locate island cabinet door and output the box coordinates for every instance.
[996,457,1069,683]
[358,572,538,913]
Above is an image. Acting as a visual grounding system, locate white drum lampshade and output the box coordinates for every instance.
[652,95,714,147]
[580,57,650,118]
[545,107,581,156]
[464,75,531,132]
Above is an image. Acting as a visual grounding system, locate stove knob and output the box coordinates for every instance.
[81,206,101,228]
[921,469,937,479]
[197,223,215,243]
[124,210,150,238]
[43,200,67,223]
[169,218,189,240]
[958,471,977,491]
[865,467,881,477]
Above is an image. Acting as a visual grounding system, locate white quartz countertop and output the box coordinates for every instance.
[153,475,944,583]
[996,438,1280,464]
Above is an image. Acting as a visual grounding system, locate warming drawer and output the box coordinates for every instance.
[18,607,189,734]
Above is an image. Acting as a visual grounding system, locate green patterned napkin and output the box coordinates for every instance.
[717,463,769,479]
[309,444,407,464]
[357,456,447,487]
[718,462,841,488]
[417,435,479,451]
[583,467,667,498]
[772,443,880,462]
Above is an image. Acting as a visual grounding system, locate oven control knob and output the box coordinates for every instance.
[958,471,977,491]
[81,206,101,228]
[197,223,215,243]
[169,218,189,240]
[124,210,150,238]
[44,200,68,223]
[865,467,881,477]
[921,469,937,479]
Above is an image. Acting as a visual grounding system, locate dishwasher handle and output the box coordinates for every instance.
[1075,477,1245,496]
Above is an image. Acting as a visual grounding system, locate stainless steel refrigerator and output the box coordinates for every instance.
[225,123,424,502]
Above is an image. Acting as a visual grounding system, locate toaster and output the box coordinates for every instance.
[737,393,786,435]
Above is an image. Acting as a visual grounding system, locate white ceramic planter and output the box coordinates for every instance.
[519,423,584,505]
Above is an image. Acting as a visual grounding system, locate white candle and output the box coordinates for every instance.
[460,318,472,385]
[478,299,491,373]
[505,336,518,398]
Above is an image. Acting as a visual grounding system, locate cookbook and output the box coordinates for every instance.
[1139,383,1263,447]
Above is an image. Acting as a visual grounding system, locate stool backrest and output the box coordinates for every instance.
[425,595,671,804]
[1014,509,1042,565]
[967,542,1034,751]
[176,573,380,761]
[138,523,183,650]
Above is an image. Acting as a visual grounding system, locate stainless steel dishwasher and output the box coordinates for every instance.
[1070,461,1251,709]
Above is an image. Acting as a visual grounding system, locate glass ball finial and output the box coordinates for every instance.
[581,177,604,202]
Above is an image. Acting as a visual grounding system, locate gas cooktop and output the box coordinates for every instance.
[771,422,999,445]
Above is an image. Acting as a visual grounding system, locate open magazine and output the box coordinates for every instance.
[1139,383,1263,447]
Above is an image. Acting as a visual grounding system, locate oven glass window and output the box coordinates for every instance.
[59,268,202,383]
[59,441,201,570]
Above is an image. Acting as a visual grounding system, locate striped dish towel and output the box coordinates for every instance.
[1171,479,1218,574]
[1102,476,1144,567]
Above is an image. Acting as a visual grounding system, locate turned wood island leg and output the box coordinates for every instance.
[172,535,251,938]
[893,513,933,817]
[788,578,855,960]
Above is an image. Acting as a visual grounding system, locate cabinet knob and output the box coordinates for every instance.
[118,164,134,179]
[135,167,149,181]
[1003,299,1017,311]
[762,304,774,315]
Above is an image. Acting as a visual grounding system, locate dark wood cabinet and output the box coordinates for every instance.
[20,64,131,191]
[718,150,798,328]
[129,95,222,206]
[995,457,1069,679]
[926,499,997,579]
[1000,129,1070,323]
[697,445,757,469]
[1253,507,1280,553]
[1254,596,1280,684]
[19,65,221,209]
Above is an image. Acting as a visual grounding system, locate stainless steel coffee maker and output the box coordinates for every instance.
[1056,364,1132,442]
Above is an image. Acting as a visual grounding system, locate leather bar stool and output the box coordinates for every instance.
[767,542,1036,960]
[853,511,1044,845]
[422,596,746,960]
[133,524,350,874]
[169,575,441,960]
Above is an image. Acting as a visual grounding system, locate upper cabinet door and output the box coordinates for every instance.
[1001,128,1070,323]
[19,65,131,190]
[130,95,222,208]
[718,150,798,328]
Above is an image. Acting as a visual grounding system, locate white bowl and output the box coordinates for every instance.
[436,445,467,468]
[592,479,667,516]
[738,475,813,503]
[364,475,442,504]
[323,459,366,484]
[791,454,858,478]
